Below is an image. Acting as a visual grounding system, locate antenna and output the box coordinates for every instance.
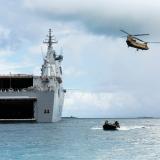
[43,28,58,48]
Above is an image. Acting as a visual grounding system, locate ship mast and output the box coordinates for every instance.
[43,28,58,48]
[41,29,59,77]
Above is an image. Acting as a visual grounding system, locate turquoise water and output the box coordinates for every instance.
[0,118,160,160]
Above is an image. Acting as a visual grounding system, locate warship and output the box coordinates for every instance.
[0,29,65,122]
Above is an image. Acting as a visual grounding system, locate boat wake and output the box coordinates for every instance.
[118,126,145,131]
[91,127,102,130]
[91,126,146,131]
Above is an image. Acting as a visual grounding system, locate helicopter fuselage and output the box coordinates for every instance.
[126,36,149,50]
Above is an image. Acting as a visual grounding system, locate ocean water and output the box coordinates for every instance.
[0,118,160,160]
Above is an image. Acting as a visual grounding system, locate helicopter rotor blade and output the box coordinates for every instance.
[133,34,150,36]
[120,30,130,35]
[147,42,160,43]
[133,36,146,42]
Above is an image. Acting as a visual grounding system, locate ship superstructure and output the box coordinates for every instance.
[0,29,65,122]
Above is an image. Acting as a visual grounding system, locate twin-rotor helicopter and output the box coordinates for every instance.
[120,30,160,51]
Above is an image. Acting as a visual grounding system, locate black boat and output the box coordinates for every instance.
[103,120,120,131]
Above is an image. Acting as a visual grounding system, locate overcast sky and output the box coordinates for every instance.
[1,0,160,118]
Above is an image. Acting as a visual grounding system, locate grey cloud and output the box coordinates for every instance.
[24,0,160,37]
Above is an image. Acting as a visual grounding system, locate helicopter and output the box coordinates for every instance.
[120,30,160,51]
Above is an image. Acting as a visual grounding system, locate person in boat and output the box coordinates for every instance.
[105,120,108,125]
[114,121,120,128]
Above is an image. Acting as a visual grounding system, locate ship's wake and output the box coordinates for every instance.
[91,125,146,131]
[91,127,102,130]
[118,126,145,131]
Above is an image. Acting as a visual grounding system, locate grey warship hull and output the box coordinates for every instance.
[0,90,64,122]
[0,29,65,122]
[0,74,64,123]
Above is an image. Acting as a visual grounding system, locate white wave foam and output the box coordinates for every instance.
[91,127,102,130]
[118,126,145,131]
[91,126,146,131]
